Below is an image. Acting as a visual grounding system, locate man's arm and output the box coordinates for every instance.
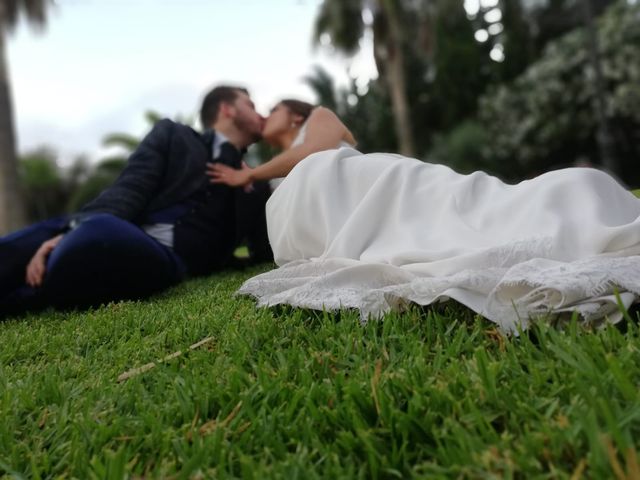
[73,119,175,222]
[26,234,63,287]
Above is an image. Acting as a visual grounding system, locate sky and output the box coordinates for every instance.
[8,0,377,165]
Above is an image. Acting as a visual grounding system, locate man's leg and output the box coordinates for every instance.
[41,214,185,309]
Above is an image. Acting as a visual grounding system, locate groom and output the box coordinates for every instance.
[0,85,272,317]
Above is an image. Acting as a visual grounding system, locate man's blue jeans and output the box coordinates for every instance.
[0,214,185,317]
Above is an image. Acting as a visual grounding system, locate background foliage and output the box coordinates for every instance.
[14,0,640,225]
[478,2,640,181]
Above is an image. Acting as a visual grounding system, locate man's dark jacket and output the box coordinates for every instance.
[73,119,271,273]
[77,119,220,222]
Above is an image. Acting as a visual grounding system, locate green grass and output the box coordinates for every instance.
[1,265,640,479]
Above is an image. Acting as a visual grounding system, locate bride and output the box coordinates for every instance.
[209,100,640,333]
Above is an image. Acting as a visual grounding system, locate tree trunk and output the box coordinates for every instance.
[376,0,415,157]
[582,0,618,174]
[0,17,27,235]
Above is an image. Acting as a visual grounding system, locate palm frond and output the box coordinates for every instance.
[302,65,338,110]
[144,110,164,126]
[313,0,366,56]
[101,133,140,152]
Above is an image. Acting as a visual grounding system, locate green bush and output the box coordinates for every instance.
[430,120,491,174]
[479,1,640,184]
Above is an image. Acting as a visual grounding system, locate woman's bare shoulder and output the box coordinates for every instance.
[306,107,356,145]
[302,107,345,138]
[308,106,340,123]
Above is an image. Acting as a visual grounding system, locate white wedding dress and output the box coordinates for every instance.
[241,129,640,333]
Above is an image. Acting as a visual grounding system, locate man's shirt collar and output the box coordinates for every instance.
[212,131,230,159]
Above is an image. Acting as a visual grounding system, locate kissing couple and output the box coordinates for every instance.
[0,85,347,317]
[4,84,640,333]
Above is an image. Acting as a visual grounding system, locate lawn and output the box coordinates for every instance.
[1,265,639,478]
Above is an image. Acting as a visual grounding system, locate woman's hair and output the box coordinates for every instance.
[280,99,315,122]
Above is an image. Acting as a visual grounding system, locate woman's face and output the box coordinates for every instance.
[262,103,293,146]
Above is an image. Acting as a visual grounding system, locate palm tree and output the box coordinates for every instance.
[302,65,338,112]
[314,0,432,157]
[0,0,50,234]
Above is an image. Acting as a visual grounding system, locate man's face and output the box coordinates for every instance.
[231,92,264,143]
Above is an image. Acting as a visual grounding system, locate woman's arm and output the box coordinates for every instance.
[248,107,354,181]
[208,107,355,187]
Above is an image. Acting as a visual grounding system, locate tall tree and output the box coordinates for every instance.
[0,0,50,234]
[314,0,433,157]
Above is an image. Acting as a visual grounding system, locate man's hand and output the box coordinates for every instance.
[207,162,253,188]
[26,234,63,287]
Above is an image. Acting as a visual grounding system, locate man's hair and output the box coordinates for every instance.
[200,86,249,130]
